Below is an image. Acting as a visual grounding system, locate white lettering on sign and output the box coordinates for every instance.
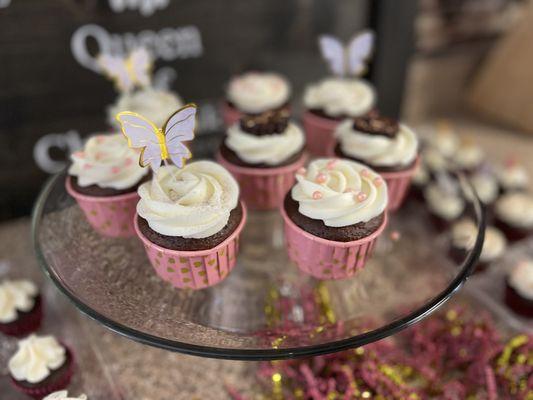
[33,130,84,174]
[71,24,203,72]
[108,0,169,17]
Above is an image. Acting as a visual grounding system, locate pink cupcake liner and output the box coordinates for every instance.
[380,157,420,212]
[281,207,388,280]
[66,177,139,238]
[217,152,308,210]
[134,202,247,290]
[11,346,74,399]
[302,111,342,157]
[220,101,243,127]
[0,295,43,337]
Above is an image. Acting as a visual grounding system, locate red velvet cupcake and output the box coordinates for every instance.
[494,192,533,242]
[0,279,42,337]
[504,260,533,318]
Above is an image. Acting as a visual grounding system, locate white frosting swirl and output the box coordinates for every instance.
[497,163,529,191]
[335,120,418,167]
[467,173,499,204]
[9,335,66,384]
[495,192,533,229]
[509,260,533,300]
[303,78,375,117]
[424,183,465,221]
[227,72,290,114]
[137,162,239,238]
[451,219,506,262]
[225,122,304,166]
[69,133,148,190]
[453,142,484,170]
[44,391,87,400]
[0,280,38,323]
[291,158,387,227]
[108,87,183,129]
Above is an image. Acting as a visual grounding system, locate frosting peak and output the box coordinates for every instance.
[291,158,387,227]
[137,162,239,238]
[9,335,66,384]
[451,219,506,262]
[0,279,38,323]
[495,192,533,228]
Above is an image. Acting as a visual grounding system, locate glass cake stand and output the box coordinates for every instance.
[31,171,485,360]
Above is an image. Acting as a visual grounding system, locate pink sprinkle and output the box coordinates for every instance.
[326,159,339,170]
[297,167,307,176]
[111,166,121,174]
[361,169,370,178]
[356,192,367,202]
[124,158,133,166]
[83,163,92,170]
[390,230,401,241]
[315,173,327,183]
[312,191,323,200]
[374,177,383,187]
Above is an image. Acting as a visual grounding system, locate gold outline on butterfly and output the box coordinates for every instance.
[115,103,197,169]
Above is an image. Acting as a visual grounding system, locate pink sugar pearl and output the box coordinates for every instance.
[326,159,339,170]
[312,191,323,200]
[361,169,370,178]
[374,177,383,187]
[356,192,367,202]
[315,173,327,183]
[111,166,121,174]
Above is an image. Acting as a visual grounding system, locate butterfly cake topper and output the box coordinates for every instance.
[116,104,197,172]
[98,47,153,93]
[318,30,374,77]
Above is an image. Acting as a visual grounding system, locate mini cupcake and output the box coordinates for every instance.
[451,139,484,174]
[494,192,533,242]
[302,77,376,156]
[426,120,459,158]
[0,279,42,337]
[66,133,150,237]
[334,112,419,210]
[134,161,247,290]
[449,219,506,273]
[222,71,291,127]
[423,147,451,178]
[44,391,87,400]
[496,157,529,194]
[218,110,306,210]
[464,170,500,215]
[9,335,74,399]
[282,158,388,280]
[424,180,465,231]
[505,259,533,318]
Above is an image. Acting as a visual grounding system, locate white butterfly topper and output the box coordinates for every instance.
[116,104,197,172]
[319,30,374,77]
[97,47,153,92]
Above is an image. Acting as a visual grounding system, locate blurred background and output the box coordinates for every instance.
[0,0,530,219]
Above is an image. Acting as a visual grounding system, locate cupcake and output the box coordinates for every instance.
[134,161,247,290]
[108,87,183,130]
[333,112,419,211]
[9,335,74,399]
[505,259,533,318]
[218,110,306,210]
[302,77,376,156]
[449,219,506,273]
[424,180,465,231]
[0,279,42,337]
[222,71,291,127]
[451,139,484,174]
[496,157,529,194]
[423,147,451,178]
[44,391,87,400]
[426,120,459,158]
[494,192,533,242]
[467,171,499,207]
[66,134,150,237]
[282,158,388,280]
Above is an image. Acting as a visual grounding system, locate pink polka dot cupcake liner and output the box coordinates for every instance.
[281,207,388,280]
[302,111,341,157]
[380,157,420,212]
[217,153,308,211]
[134,202,247,290]
[220,101,243,127]
[66,177,139,238]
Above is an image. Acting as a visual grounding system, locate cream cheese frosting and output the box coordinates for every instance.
[428,124,459,158]
[453,142,484,170]
[495,192,533,229]
[44,391,87,400]
[137,161,239,238]
[451,219,506,262]
[225,122,304,166]
[424,182,465,221]
[508,260,533,300]
[9,335,66,384]
[226,72,290,114]
[108,87,183,129]
[466,172,499,204]
[497,162,529,191]
[69,133,148,190]
[335,120,418,167]
[303,77,375,118]
[0,280,38,323]
[291,158,387,227]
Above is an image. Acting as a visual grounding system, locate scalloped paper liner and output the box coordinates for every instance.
[0,295,43,337]
[302,111,341,157]
[134,202,247,290]
[281,207,388,280]
[217,152,308,211]
[66,177,139,238]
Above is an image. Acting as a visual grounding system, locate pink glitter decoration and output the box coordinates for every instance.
[312,191,323,200]
[315,173,327,183]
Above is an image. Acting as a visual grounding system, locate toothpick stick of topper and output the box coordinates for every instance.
[115,104,197,173]
[97,47,153,93]
[318,30,374,77]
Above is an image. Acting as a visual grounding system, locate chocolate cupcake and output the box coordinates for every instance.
[449,219,506,273]
[0,279,42,337]
[9,335,74,399]
[505,260,533,318]
[424,180,465,231]
[44,391,87,400]
[494,192,533,242]
[496,157,529,194]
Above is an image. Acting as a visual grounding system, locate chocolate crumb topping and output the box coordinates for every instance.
[239,109,290,136]
[352,111,399,138]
